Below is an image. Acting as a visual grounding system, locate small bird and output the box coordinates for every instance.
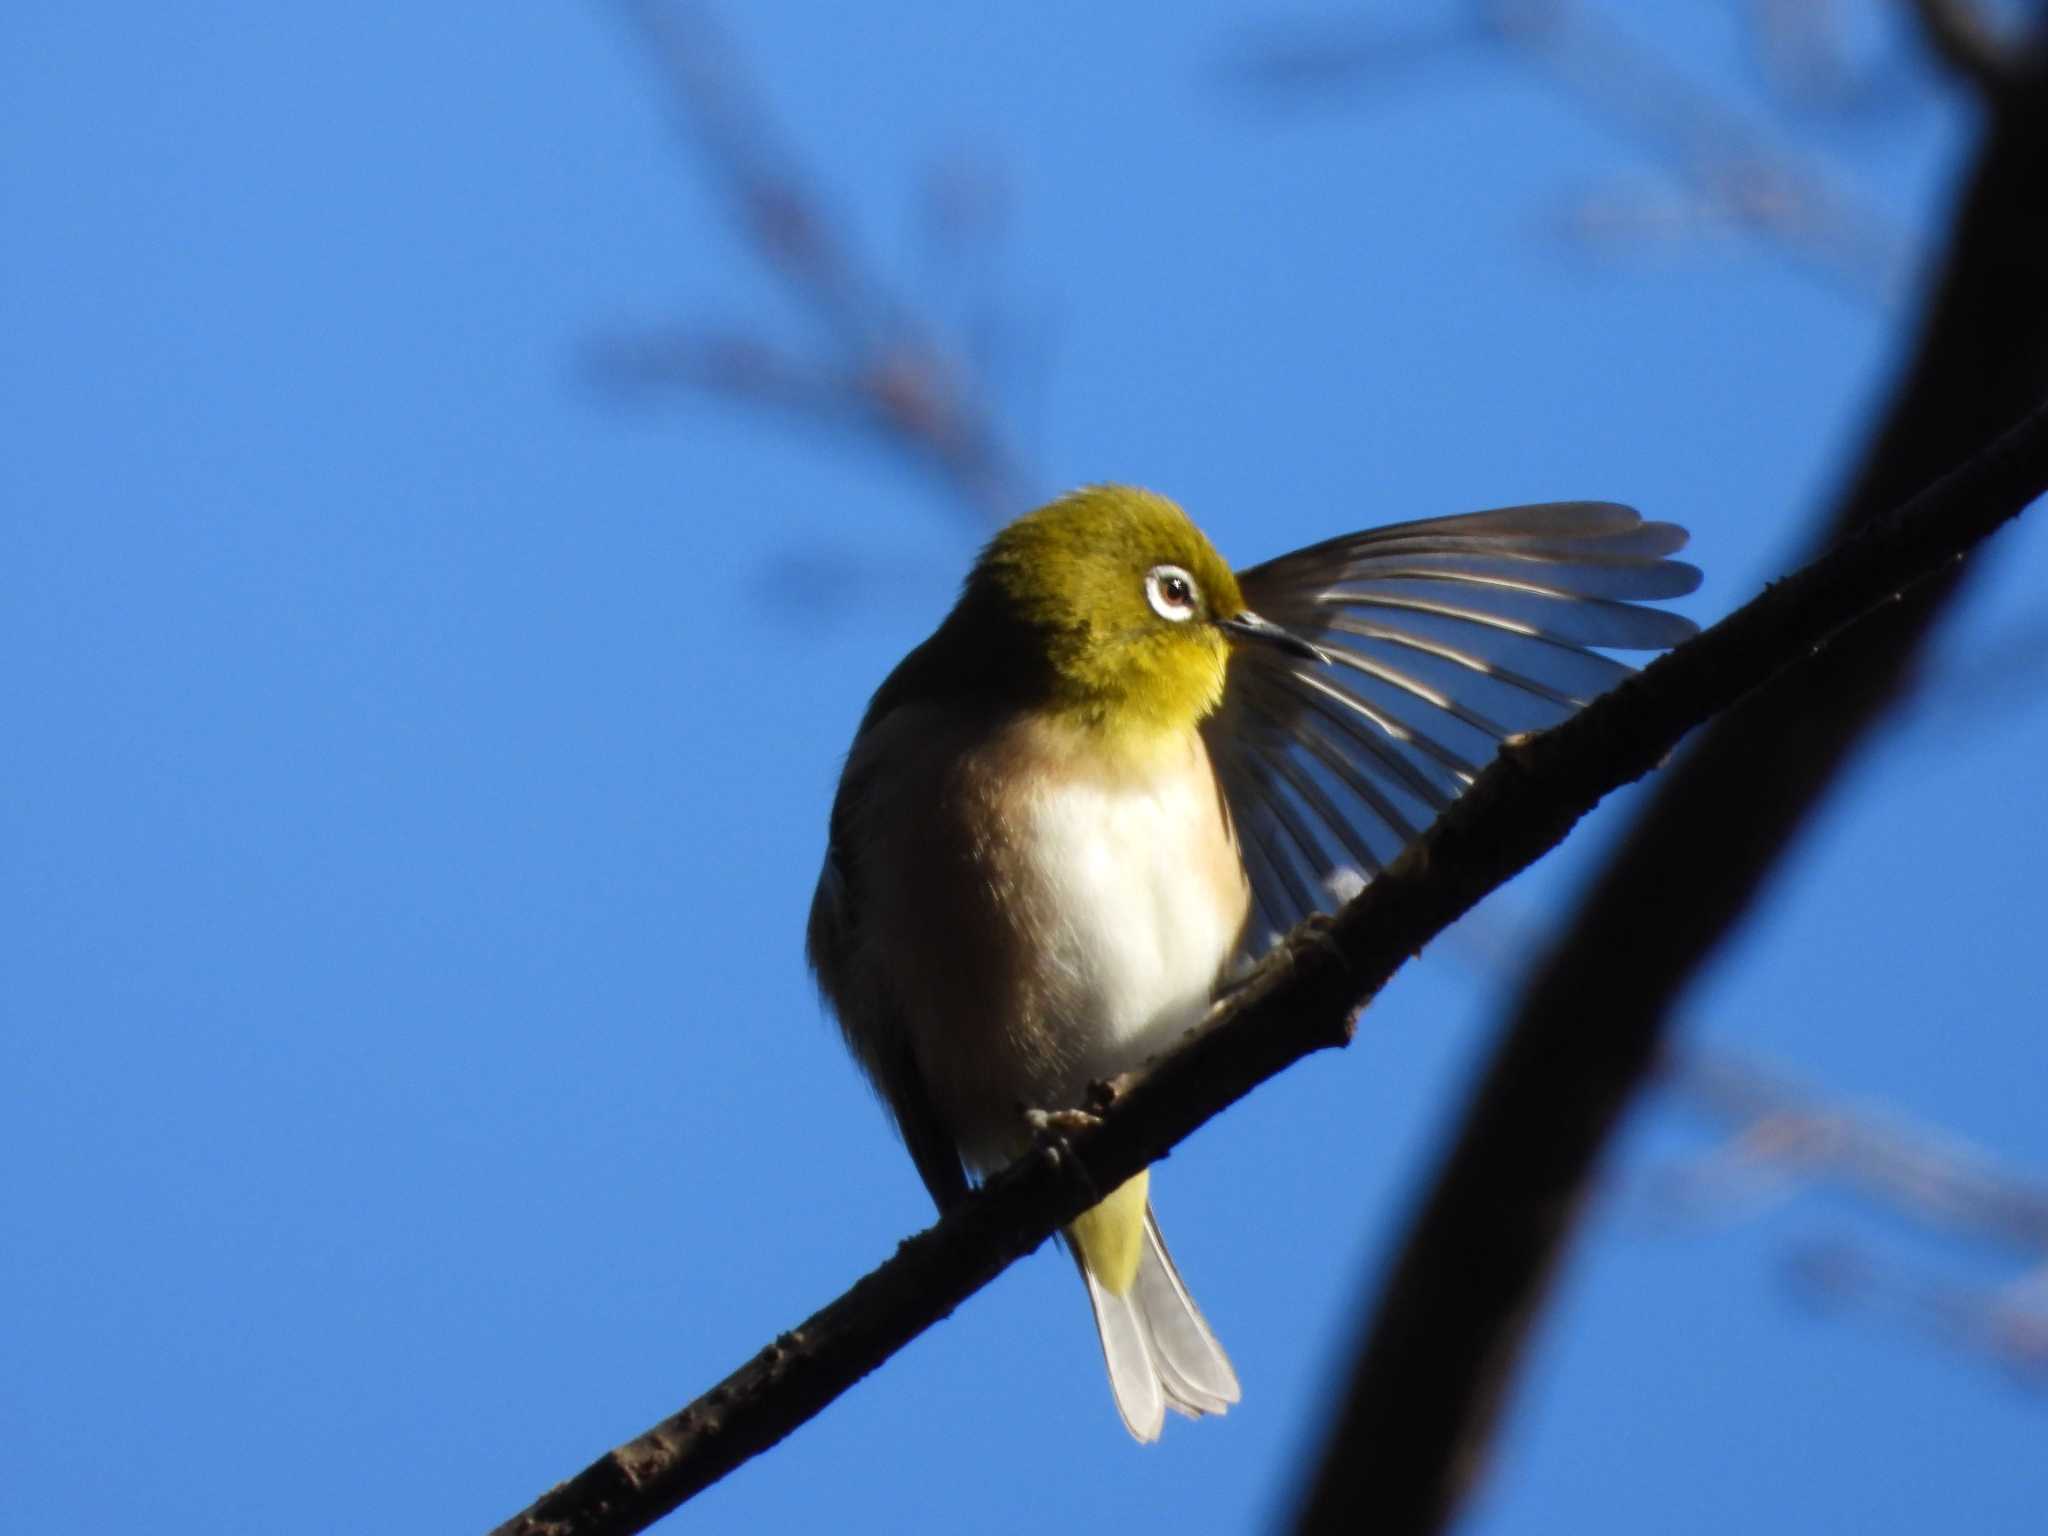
[808,486,1699,1440]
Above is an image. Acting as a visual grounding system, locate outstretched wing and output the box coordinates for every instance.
[1202,502,1701,946]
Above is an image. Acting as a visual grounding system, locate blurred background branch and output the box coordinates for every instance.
[1227,0,1920,306]
[1651,1048,2048,1391]
[1907,0,2042,96]
[1292,9,2048,1529]
[589,0,1032,524]
[1655,1049,2048,1265]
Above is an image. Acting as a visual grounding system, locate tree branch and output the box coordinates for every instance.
[1657,1049,2048,1262]
[1293,56,2048,1536]
[489,387,2048,1536]
[1907,0,2038,101]
[596,0,1030,522]
[1228,3,1914,307]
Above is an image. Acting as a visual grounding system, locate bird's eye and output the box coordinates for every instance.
[1145,564,1199,622]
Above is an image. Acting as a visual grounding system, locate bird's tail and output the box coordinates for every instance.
[1068,1171,1240,1442]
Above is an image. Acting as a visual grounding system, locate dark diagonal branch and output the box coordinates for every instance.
[1908,0,2041,99]
[1294,57,2048,1536]
[488,389,2048,1536]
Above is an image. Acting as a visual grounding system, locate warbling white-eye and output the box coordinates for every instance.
[808,486,1699,1440]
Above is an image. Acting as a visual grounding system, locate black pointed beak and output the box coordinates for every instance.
[1215,610,1330,665]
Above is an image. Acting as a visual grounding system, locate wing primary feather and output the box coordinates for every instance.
[880,1037,971,1214]
[1248,793,1325,927]
[1285,667,1486,801]
[1306,529,1696,572]
[1212,753,1301,937]
[1232,658,1457,814]
[1235,690,1389,876]
[1318,615,1623,710]
[1236,503,1640,570]
[1249,735,1383,886]
[1240,844,1290,940]
[1246,815,1315,931]
[1235,502,1685,568]
[1326,588,1696,653]
[1317,558,1699,604]
[1220,745,1323,929]
[1242,739,1345,899]
[1276,680,1455,826]
[1318,641,1516,742]
[1285,712,1424,860]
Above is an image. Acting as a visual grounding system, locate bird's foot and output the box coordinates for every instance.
[1024,1106,1103,1137]
[1022,1106,1105,1203]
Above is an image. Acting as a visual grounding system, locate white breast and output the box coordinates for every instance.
[1017,743,1248,1096]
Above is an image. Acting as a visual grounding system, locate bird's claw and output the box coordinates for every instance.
[1023,1106,1105,1204]
[1025,1106,1103,1138]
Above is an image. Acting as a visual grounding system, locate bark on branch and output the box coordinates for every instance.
[489,390,2048,1536]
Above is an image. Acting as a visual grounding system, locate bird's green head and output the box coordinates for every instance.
[968,485,1323,747]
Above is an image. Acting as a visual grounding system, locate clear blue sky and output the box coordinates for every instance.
[5,4,2044,1532]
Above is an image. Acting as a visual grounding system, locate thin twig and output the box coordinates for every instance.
[1228,1,1913,305]
[596,0,1029,520]
[1783,1238,2048,1389]
[1657,1049,2048,1259]
[1906,0,2035,99]
[1652,1049,2048,1389]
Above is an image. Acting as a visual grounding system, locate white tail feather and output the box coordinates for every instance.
[1079,1203,1239,1441]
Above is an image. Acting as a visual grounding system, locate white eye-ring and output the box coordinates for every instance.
[1144,564,1200,622]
